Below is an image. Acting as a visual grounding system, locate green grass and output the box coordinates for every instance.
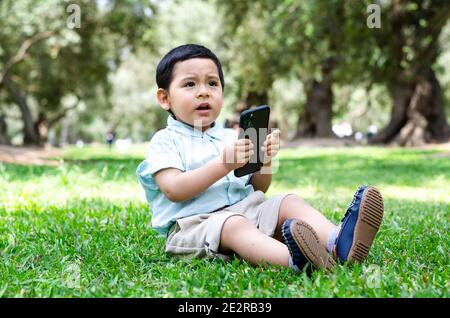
[0,144,449,297]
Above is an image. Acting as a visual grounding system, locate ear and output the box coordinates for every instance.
[156,88,171,111]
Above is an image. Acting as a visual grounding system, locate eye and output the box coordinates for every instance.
[209,80,218,86]
[184,81,195,87]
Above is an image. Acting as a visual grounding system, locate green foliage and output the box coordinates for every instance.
[52,0,227,143]
[0,145,448,297]
[360,0,450,84]
[1,0,450,144]
[215,0,391,134]
[218,0,377,89]
[0,0,158,143]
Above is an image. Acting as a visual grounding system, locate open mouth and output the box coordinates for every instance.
[196,103,211,111]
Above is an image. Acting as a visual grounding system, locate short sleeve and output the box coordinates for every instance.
[145,131,184,175]
[136,131,184,191]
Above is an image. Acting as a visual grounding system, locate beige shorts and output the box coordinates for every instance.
[165,190,293,259]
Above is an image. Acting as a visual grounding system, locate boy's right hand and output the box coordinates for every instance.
[220,138,254,171]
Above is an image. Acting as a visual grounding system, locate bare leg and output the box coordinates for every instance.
[219,215,290,267]
[274,194,336,247]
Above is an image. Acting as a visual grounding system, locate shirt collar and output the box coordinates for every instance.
[167,115,223,140]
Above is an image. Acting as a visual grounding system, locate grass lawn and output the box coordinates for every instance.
[0,144,448,297]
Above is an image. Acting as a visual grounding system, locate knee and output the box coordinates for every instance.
[221,215,252,239]
[222,215,251,233]
[278,194,310,221]
[281,194,306,207]
[220,215,253,252]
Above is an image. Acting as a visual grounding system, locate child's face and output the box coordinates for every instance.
[157,58,223,131]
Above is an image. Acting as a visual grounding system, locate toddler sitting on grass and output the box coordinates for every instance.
[137,44,384,273]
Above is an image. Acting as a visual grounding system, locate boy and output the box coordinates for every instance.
[136,44,384,273]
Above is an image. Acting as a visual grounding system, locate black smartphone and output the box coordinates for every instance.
[234,105,271,177]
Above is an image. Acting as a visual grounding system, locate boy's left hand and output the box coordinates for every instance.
[261,129,280,164]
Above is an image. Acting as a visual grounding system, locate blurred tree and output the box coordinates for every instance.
[218,0,376,138]
[42,0,224,145]
[91,0,226,143]
[365,0,450,145]
[0,0,157,146]
[217,0,280,128]
[61,0,227,143]
[0,113,9,144]
[107,50,167,141]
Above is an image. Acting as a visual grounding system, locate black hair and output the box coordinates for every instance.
[156,44,225,91]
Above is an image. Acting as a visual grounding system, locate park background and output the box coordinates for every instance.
[0,0,449,297]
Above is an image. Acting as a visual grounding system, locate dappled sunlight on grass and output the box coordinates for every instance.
[276,146,450,189]
[381,185,450,203]
[0,145,449,297]
[279,146,443,161]
[0,163,146,213]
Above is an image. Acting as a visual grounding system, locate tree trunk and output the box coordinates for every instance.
[295,58,336,138]
[370,66,450,145]
[0,113,10,145]
[369,79,414,144]
[396,66,450,146]
[370,1,450,145]
[244,90,269,108]
[3,75,41,146]
[35,112,49,146]
[295,79,334,138]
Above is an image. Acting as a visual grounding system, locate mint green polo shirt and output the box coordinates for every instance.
[136,116,254,236]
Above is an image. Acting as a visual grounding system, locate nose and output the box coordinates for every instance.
[196,84,210,98]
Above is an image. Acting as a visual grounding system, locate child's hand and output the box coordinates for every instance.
[221,138,254,171]
[261,129,280,164]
